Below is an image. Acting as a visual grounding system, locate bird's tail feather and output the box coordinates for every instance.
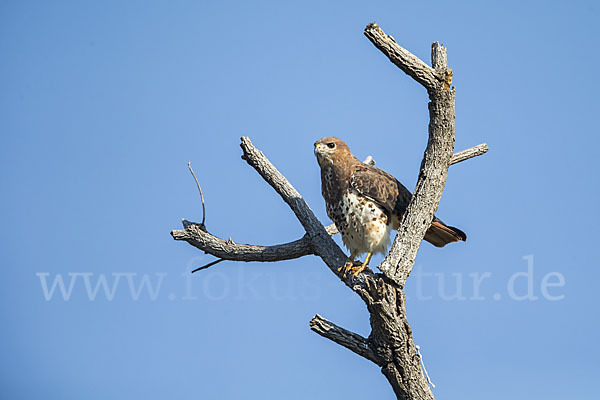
[424,218,467,248]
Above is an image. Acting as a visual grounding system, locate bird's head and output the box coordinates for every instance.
[314,137,352,167]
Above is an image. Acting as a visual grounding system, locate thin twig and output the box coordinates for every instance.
[188,161,206,226]
[416,345,436,389]
[191,258,225,273]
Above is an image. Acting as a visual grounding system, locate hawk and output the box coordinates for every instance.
[314,137,466,276]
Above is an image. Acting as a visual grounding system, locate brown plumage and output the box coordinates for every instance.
[314,136,465,275]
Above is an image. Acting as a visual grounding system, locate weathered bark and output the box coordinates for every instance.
[451,143,489,165]
[310,314,383,365]
[172,220,315,262]
[368,30,456,289]
[171,22,487,400]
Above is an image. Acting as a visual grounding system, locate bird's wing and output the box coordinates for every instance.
[350,164,412,219]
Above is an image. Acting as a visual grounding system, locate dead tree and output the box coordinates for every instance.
[171,22,487,400]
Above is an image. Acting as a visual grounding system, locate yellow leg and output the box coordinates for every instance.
[351,252,372,276]
[339,250,359,277]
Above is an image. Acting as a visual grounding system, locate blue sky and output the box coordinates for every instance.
[1,0,599,399]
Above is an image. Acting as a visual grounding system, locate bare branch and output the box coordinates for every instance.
[171,220,315,262]
[240,137,328,239]
[188,162,206,226]
[364,23,442,91]
[450,143,488,165]
[310,314,383,366]
[431,42,447,70]
[377,32,456,289]
[431,42,453,90]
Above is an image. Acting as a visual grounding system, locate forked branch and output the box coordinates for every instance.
[368,28,457,288]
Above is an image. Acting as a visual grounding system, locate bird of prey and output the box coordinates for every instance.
[314,137,466,276]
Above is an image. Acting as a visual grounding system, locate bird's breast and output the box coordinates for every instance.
[334,190,391,255]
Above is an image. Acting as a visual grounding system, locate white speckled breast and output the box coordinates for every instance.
[334,190,391,256]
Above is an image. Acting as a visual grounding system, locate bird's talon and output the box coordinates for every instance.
[339,259,354,276]
[351,263,366,276]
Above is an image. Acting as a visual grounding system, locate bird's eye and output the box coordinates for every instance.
[327,142,335,149]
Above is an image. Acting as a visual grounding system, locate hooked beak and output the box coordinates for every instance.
[314,142,325,156]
